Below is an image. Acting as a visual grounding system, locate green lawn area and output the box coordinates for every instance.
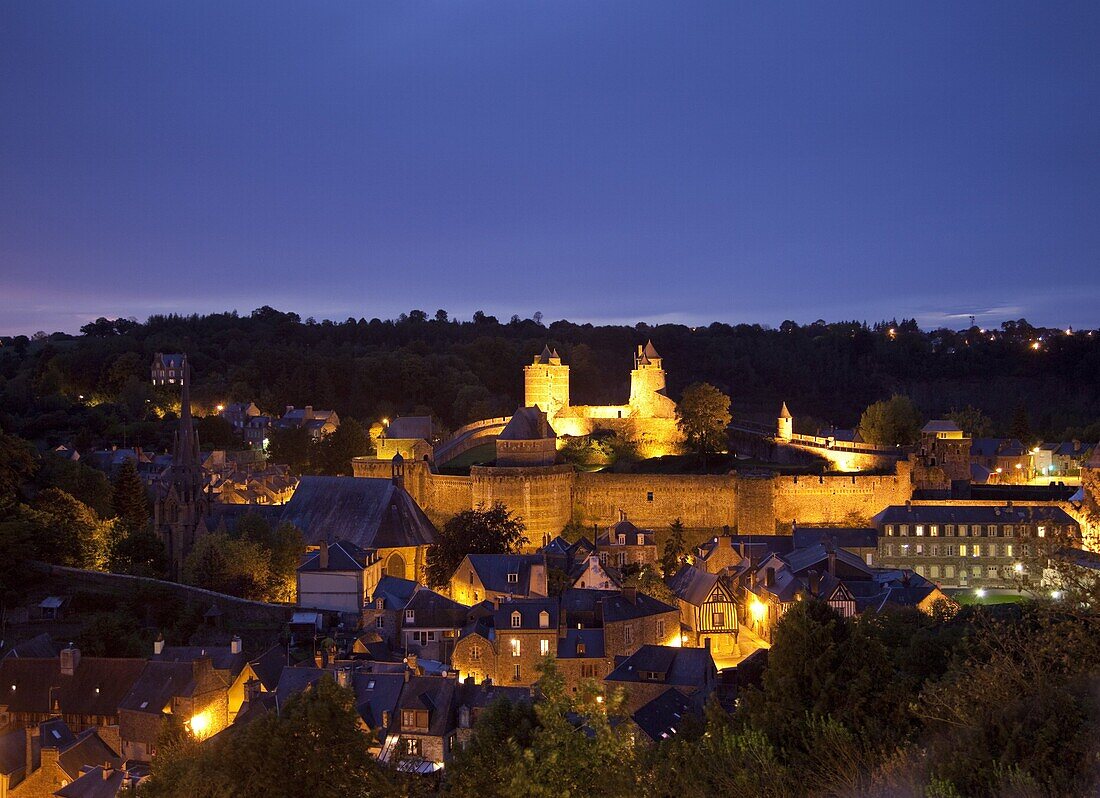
[435,442,497,472]
[949,589,1031,606]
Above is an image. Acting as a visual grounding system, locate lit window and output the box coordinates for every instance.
[972,545,981,557]
[617,534,626,545]
[959,544,967,557]
[712,612,725,628]
[538,610,549,628]
[915,525,924,537]
[511,611,522,628]
[1037,526,1046,538]
[540,639,549,656]
[507,573,519,584]
[511,638,521,657]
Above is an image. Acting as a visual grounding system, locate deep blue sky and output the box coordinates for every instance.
[2,2,1099,335]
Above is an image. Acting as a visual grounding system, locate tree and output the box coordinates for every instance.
[143,677,393,798]
[317,418,372,475]
[111,459,149,534]
[196,415,237,449]
[947,405,992,438]
[677,383,732,460]
[446,697,540,798]
[30,487,106,568]
[425,502,527,587]
[661,518,687,578]
[107,525,167,577]
[0,431,36,513]
[1008,403,1033,446]
[267,426,314,472]
[857,395,922,446]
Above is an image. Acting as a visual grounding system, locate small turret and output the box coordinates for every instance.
[777,403,793,441]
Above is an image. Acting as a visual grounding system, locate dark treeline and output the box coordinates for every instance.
[2,308,1099,452]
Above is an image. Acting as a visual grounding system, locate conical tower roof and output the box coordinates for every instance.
[643,340,660,360]
[779,402,792,419]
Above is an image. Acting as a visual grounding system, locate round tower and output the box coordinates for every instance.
[777,402,793,441]
[629,340,667,414]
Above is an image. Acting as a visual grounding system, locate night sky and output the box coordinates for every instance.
[2,2,1099,335]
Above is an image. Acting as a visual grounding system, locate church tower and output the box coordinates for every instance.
[154,355,212,579]
[524,345,569,421]
[777,402,793,441]
[629,340,667,415]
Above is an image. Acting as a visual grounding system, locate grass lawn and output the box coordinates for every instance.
[949,590,1031,606]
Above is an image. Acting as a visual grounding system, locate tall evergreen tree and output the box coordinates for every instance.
[110,458,149,534]
[661,517,687,577]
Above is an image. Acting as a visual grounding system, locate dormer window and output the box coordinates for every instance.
[637,534,644,546]
[401,709,429,731]
[511,611,522,628]
[617,534,626,546]
[576,642,586,655]
[507,573,519,584]
[538,610,550,628]
[405,609,415,623]
[375,598,384,610]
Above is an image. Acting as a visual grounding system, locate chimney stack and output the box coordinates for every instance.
[764,568,774,588]
[318,541,329,569]
[618,509,626,523]
[827,549,836,577]
[230,635,242,655]
[621,587,637,605]
[336,668,350,689]
[153,635,165,656]
[59,645,80,676]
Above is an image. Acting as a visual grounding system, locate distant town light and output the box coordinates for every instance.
[975,588,986,599]
[1030,341,1041,350]
[1014,562,1023,573]
[1051,590,1063,601]
[216,404,224,412]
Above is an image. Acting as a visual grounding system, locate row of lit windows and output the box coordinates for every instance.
[884,543,1019,558]
[884,523,1059,538]
[508,638,551,657]
[911,564,1017,580]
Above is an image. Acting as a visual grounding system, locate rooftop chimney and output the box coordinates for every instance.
[153,635,165,656]
[60,645,80,676]
[621,587,637,605]
[230,635,242,655]
[827,549,836,577]
[318,541,329,569]
[764,568,774,588]
[336,668,350,689]
[618,509,626,522]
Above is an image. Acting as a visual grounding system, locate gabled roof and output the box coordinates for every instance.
[492,598,558,631]
[1,633,63,660]
[385,416,433,441]
[873,504,1078,526]
[273,666,326,707]
[781,543,874,579]
[403,589,470,629]
[0,730,24,776]
[152,645,249,680]
[666,564,720,607]
[598,520,655,547]
[248,645,287,692]
[792,527,878,551]
[370,575,419,609]
[605,646,715,688]
[211,477,437,551]
[557,629,605,659]
[395,676,459,737]
[298,539,374,572]
[352,672,404,729]
[57,728,121,781]
[0,657,146,717]
[632,687,695,742]
[922,420,962,434]
[119,660,226,715]
[54,766,131,798]
[971,437,1026,458]
[600,592,678,623]
[498,406,555,441]
[464,554,546,595]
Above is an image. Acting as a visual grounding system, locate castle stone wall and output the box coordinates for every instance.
[772,461,914,527]
[572,473,737,531]
[471,465,575,547]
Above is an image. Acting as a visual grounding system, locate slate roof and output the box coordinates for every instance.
[248,645,287,692]
[779,402,792,419]
[57,729,121,781]
[55,766,132,798]
[0,730,24,776]
[465,554,546,595]
[498,407,555,441]
[152,645,249,680]
[0,657,146,717]
[352,672,404,729]
[971,437,1026,458]
[697,535,794,560]
[873,505,1078,527]
[666,564,719,607]
[792,527,878,550]
[210,477,437,550]
[395,675,459,737]
[605,646,716,688]
[597,520,655,547]
[38,717,77,751]
[403,589,470,629]
[642,340,661,360]
[557,629,605,659]
[492,598,558,631]
[559,588,616,623]
[1,633,63,660]
[273,666,326,707]
[298,539,374,572]
[632,687,695,743]
[600,592,677,623]
[781,543,873,579]
[370,575,419,609]
[385,416,433,440]
[119,661,223,715]
[922,420,962,434]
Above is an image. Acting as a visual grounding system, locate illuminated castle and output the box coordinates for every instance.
[523,341,683,457]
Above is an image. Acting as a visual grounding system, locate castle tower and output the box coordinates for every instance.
[154,355,212,579]
[777,402,793,441]
[629,340,667,414]
[1080,446,1100,548]
[524,345,569,420]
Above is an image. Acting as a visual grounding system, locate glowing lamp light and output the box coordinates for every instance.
[216,404,224,412]
[975,588,986,599]
[382,417,390,426]
[1030,341,1040,350]
[1013,562,1023,574]
[996,467,1003,474]
[1051,590,1063,601]
[189,712,212,737]
[750,598,766,622]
